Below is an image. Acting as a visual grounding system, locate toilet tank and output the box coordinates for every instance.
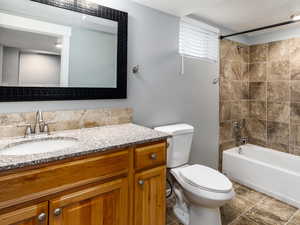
[154,124,194,168]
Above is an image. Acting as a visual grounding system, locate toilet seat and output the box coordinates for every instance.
[178,165,232,193]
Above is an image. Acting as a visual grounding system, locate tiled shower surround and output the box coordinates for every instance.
[219,39,250,166]
[220,37,300,165]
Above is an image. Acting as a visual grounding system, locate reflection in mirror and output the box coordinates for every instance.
[0,26,62,87]
[0,10,118,88]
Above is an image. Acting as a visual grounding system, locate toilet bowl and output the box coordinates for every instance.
[154,124,235,225]
[171,164,235,225]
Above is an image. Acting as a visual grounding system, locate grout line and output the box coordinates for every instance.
[284,209,299,225]
[228,194,268,225]
[265,44,268,147]
[289,40,292,155]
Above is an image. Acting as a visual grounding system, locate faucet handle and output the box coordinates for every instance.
[43,122,56,135]
[17,124,33,138]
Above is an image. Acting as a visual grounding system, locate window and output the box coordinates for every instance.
[179,17,219,63]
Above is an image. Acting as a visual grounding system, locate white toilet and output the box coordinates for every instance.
[155,124,235,225]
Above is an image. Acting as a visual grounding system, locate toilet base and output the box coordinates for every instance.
[189,205,222,225]
[173,205,189,225]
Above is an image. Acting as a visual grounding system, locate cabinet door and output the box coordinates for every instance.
[134,166,166,225]
[49,178,128,225]
[0,202,48,225]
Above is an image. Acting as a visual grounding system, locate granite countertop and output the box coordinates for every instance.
[0,123,170,172]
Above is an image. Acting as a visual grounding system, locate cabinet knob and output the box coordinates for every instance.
[149,153,157,160]
[54,208,62,216]
[38,212,46,221]
[138,180,144,185]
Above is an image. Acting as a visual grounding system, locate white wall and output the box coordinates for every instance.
[19,52,60,86]
[0,0,220,169]
[69,27,117,88]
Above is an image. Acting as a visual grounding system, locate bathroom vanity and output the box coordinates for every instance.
[0,124,169,225]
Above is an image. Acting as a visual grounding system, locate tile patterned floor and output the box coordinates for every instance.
[167,182,300,225]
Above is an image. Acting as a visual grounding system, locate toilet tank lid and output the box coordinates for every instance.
[154,124,194,135]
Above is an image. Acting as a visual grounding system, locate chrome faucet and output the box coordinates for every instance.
[240,137,248,145]
[233,120,248,148]
[18,110,54,138]
[33,110,45,134]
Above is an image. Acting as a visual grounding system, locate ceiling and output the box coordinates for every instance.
[132,0,300,34]
[0,27,60,54]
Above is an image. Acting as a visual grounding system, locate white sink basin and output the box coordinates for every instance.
[0,137,78,156]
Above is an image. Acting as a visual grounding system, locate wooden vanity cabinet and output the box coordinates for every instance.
[134,166,166,225]
[50,178,128,225]
[0,202,48,225]
[0,141,167,225]
[133,143,166,225]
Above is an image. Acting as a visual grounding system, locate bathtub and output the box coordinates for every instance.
[223,144,300,208]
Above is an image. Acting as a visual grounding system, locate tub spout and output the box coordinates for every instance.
[240,137,248,145]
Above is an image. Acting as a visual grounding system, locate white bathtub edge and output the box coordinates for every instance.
[225,172,300,208]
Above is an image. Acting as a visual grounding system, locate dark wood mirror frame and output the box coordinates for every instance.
[0,0,128,102]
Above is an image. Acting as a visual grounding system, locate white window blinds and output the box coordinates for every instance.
[179,17,219,62]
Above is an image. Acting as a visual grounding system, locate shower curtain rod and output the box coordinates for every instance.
[220,20,300,39]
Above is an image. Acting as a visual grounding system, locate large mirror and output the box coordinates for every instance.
[0,0,128,101]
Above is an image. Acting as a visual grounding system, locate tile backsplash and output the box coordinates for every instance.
[0,108,133,138]
[220,37,300,165]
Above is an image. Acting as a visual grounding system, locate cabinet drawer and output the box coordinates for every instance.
[135,142,166,171]
[0,150,129,210]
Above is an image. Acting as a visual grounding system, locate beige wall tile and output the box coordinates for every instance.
[220,121,234,143]
[291,81,300,102]
[220,101,232,122]
[219,40,250,154]
[0,108,133,138]
[287,210,300,225]
[267,121,289,145]
[248,137,267,147]
[249,82,266,100]
[267,102,290,123]
[220,39,234,61]
[222,61,243,80]
[290,38,300,81]
[290,103,300,123]
[290,59,300,80]
[250,44,268,63]
[249,63,267,81]
[289,37,300,61]
[249,101,266,120]
[231,101,249,120]
[220,80,234,101]
[246,118,267,142]
[267,81,290,102]
[290,123,300,146]
[268,60,290,81]
[268,40,289,62]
